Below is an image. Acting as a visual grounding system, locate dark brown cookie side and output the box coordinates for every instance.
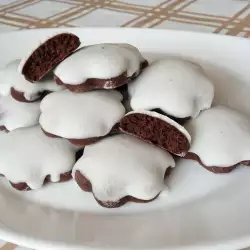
[41,127,100,146]
[41,123,120,146]
[7,148,85,191]
[75,149,84,162]
[119,113,190,156]
[184,152,250,173]
[21,33,80,82]
[95,194,160,209]
[74,166,171,208]
[10,87,41,103]
[116,84,129,101]
[55,72,128,93]
[55,60,148,93]
[9,171,72,191]
[68,137,101,147]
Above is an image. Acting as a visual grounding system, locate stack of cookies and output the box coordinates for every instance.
[0,32,249,208]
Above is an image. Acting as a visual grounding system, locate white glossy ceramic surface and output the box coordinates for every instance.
[0,28,250,250]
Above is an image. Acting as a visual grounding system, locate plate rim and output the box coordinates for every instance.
[0,27,250,250]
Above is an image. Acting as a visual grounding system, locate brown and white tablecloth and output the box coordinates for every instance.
[0,0,250,249]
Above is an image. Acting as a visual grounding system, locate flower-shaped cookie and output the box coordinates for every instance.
[39,90,125,146]
[0,95,40,131]
[184,106,250,173]
[0,126,77,190]
[73,134,175,208]
[128,59,214,122]
[54,43,148,92]
[0,59,64,102]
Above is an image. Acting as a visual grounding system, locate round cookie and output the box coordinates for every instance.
[19,33,80,82]
[128,59,214,121]
[0,126,77,190]
[73,134,175,208]
[119,110,191,156]
[54,43,148,92]
[184,106,250,173]
[0,95,40,131]
[0,59,64,102]
[39,89,125,146]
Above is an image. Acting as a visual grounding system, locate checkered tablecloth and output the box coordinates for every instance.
[0,0,250,249]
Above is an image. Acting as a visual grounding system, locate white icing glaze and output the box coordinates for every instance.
[1,60,64,101]
[73,134,175,202]
[126,110,191,143]
[128,59,214,118]
[0,70,11,96]
[0,126,76,189]
[0,95,40,131]
[40,89,125,139]
[185,106,250,167]
[54,43,145,85]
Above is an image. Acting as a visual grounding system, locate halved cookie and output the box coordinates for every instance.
[184,106,250,173]
[39,89,125,146]
[128,59,214,122]
[19,33,80,82]
[0,95,40,131]
[73,134,175,208]
[54,43,148,92]
[120,110,191,156]
[0,59,64,102]
[0,126,77,190]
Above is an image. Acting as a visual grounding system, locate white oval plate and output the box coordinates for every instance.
[0,28,250,250]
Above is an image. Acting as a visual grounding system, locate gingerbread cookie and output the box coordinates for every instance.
[0,126,77,190]
[39,89,125,146]
[120,110,191,156]
[54,43,148,92]
[184,106,250,173]
[19,33,80,82]
[128,59,214,122]
[0,59,64,102]
[73,134,175,208]
[0,95,40,131]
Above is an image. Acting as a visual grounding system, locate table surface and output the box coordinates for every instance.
[0,0,250,249]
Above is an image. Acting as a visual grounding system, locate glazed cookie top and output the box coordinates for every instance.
[54,43,145,85]
[73,134,175,202]
[0,60,64,101]
[40,89,125,139]
[0,95,40,131]
[128,59,214,118]
[185,106,250,167]
[0,126,76,189]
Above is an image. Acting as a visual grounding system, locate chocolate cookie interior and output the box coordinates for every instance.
[119,112,190,155]
[22,33,80,82]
